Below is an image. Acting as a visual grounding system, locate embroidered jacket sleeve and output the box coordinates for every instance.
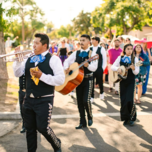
[111,56,121,71]
[39,55,65,86]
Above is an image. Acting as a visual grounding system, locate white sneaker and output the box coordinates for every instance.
[90,98,94,103]
[100,93,104,100]
[69,92,74,97]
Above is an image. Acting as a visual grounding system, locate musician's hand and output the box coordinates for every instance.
[84,59,89,67]
[14,46,21,58]
[117,68,122,74]
[65,68,70,74]
[130,64,135,70]
[31,68,42,78]
[15,36,19,39]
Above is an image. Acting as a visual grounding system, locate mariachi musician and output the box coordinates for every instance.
[64,34,98,129]
[18,74,26,133]
[13,33,65,152]
[90,36,107,101]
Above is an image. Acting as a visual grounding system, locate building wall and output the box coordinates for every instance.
[146,35,152,41]
[128,27,152,40]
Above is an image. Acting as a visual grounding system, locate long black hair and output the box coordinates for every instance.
[121,43,135,64]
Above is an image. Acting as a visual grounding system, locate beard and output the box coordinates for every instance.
[115,45,119,48]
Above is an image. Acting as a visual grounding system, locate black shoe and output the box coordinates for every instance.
[129,120,134,126]
[75,124,87,129]
[88,119,93,126]
[115,91,119,95]
[54,147,62,152]
[20,127,26,133]
[123,120,129,125]
[108,88,113,92]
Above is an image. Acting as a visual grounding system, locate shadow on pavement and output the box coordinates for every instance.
[140,143,152,151]
[0,127,55,152]
[125,124,152,145]
[69,128,120,152]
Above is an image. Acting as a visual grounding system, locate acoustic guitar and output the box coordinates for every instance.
[55,54,99,95]
[110,61,143,83]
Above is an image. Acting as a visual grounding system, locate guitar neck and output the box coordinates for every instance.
[72,54,99,73]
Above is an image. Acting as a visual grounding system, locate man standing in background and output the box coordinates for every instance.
[5,36,18,54]
[108,39,122,95]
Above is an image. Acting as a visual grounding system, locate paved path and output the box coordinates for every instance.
[0,76,152,152]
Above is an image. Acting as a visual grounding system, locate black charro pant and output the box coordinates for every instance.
[76,76,93,125]
[19,90,25,127]
[120,79,136,121]
[23,96,61,152]
[91,67,103,98]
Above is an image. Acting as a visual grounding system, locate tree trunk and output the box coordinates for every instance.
[0,31,8,79]
[28,29,35,48]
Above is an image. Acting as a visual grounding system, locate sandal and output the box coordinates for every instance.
[136,100,141,104]
[134,99,137,103]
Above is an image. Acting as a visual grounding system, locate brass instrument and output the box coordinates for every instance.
[0,50,33,62]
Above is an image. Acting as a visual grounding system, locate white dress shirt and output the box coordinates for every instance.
[63,48,98,72]
[92,45,107,71]
[13,50,65,86]
[111,55,139,75]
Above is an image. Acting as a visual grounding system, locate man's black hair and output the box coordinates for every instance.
[35,33,49,49]
[91,36,100,43]
[80,34,91,41]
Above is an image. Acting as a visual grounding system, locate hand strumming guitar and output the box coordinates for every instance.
[65,68,70,74]
[84,59,89,67]
[130,64,135,70]
[117,68,122,74]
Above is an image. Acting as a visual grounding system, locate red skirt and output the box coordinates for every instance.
[103,66,108,74]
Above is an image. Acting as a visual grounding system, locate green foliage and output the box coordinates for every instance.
[46,22,54,33]
[57,24,75,38]
[72,11,91,35]
[91,0,152,35]
[2,0,45,44]
[0,0,18,32]
[48,30,58,40]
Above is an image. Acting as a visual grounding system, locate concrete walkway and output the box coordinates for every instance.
[0,69,152,152]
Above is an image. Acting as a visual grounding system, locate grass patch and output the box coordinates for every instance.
[7,91,18,96]
[7,83,19,89]
[7,62,13,67]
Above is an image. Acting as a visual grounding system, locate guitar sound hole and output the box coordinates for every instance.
[69,70,73,75]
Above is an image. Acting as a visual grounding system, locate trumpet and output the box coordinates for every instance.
[0,50,33,62]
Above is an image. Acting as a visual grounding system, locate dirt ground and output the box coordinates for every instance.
[0,62,19,112]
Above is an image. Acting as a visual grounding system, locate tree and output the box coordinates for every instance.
[11,0,44,45]
[46,22,54,33]
[0,0,18,79]
[57,24,75,38]
[91,0,151,36]
[48,30,58,40]
[72,10,91,35]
